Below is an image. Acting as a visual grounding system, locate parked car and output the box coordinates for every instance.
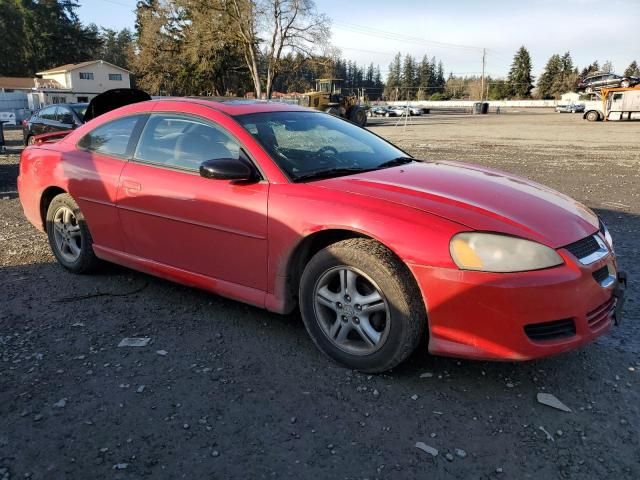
[400,105,422,116]
[385,106,407,117]
[22,103,87,145]
[577,73,640,93]
[555,104,585,113]
[18,94,626,372]
[369,106,389,117]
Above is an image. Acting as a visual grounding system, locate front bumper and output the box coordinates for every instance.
[409,253,626,361]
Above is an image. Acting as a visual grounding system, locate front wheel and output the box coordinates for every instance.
[621,80,630,88]
[299,239,426,372]
[585,110,600,122]
[46,193,100,273]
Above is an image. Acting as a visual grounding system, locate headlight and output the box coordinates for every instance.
[450,233,564,272]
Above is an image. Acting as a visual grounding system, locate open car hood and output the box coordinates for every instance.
[83,88,151,122]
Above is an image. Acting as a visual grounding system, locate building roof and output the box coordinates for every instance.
[0,77,35,90]
[37,60,131,75]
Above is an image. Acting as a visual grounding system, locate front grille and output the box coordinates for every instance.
[524,318,576,342]
[592,265,610,284]
[587,296,615,330]
[564,235,600,260]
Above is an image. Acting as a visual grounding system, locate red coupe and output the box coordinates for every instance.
[18,94,626,372]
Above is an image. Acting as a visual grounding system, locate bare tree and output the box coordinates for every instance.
[262,0,330,97]
[214,0,329,98]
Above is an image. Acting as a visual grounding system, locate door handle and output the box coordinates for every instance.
[122,180,141,196]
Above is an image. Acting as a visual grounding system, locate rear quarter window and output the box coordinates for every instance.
[77,115,143,158]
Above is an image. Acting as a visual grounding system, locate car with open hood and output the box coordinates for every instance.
[17,93,627,372]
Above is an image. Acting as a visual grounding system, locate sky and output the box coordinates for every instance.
[78,0,640,78]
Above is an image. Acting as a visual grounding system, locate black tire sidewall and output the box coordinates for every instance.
[46,194,98,273]
[299,241,424,372]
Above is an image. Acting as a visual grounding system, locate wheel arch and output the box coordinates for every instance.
[281,227,420,313]
[40,186,67,231]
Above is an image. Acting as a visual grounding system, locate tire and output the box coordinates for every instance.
[299,238,426,372]
[26,135,35,146]
[348,107,367,127]
[384,112,390,117]
[585,87,593,94]
[621,80,630,88]
[46,193,100,273]
[585,110,600,122]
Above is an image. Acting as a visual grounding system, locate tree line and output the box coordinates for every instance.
[2,1,639,101]
[383,53,447,101]
[0,0,131,76]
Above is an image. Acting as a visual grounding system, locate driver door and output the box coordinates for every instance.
[116,113,269,291]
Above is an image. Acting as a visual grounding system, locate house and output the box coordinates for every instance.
[560,91,581,104]
[0,60,131,122]
[34,60,131,107]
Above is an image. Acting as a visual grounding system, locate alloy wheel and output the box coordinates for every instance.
[313,266,391,355]
[52,206,82,263]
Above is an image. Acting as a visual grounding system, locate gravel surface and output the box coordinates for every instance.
[1,112,639,479]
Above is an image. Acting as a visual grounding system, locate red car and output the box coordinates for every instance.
[17,95,626,372]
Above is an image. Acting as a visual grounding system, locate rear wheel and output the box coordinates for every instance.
[26,135,36,146]
[621,80,630,88]
[348,107,367,127]
[299,238,426,372]
[46,193,100,273]
[585,110,600,122]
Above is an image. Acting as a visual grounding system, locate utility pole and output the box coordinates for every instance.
[481,48,486,101]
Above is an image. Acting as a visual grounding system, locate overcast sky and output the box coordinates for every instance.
[79,0,640,78]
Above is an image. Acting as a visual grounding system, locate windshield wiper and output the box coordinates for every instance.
[376,157,415,169]
[293,167,371,182]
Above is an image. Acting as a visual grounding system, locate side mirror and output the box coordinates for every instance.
[199,158,256,182]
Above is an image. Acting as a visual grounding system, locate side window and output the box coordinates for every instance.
[57,107,74,125]
[134,114,240,171]
[78,115,141,158]
[39,106,56,121]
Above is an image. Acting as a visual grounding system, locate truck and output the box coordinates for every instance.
[583,86,640,121]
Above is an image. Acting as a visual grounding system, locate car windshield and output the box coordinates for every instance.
[237,111,411,182]
[70,104,88,121]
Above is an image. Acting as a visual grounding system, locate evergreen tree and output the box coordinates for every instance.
[580,61,600,78]
[0,0,101,76]
[416,55,432,100]
[624,60,639,77]
[401,54,416,100]
[507,46,534,98]
[385,52,402,98]
[537,54,562,99]
[99,28,134,69]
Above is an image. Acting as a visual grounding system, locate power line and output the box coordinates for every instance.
[333,20,484,52]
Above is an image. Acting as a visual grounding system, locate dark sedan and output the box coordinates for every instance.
[23,103,87,145]
[577,73,640,93]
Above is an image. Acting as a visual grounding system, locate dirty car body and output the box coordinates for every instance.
[17,96,627,371]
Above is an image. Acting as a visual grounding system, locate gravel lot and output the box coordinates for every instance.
[1,111,639,479]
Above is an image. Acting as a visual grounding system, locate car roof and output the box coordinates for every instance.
[151,97,310,116]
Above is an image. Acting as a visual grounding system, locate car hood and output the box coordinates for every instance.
[313,160,599,248]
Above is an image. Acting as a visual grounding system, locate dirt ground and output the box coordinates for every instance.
[1,111,639,480]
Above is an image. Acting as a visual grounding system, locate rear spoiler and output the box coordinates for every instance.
[31,130,72,145]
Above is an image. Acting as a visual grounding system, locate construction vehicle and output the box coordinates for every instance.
[298,79,368,127]
[583,85,640,121]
